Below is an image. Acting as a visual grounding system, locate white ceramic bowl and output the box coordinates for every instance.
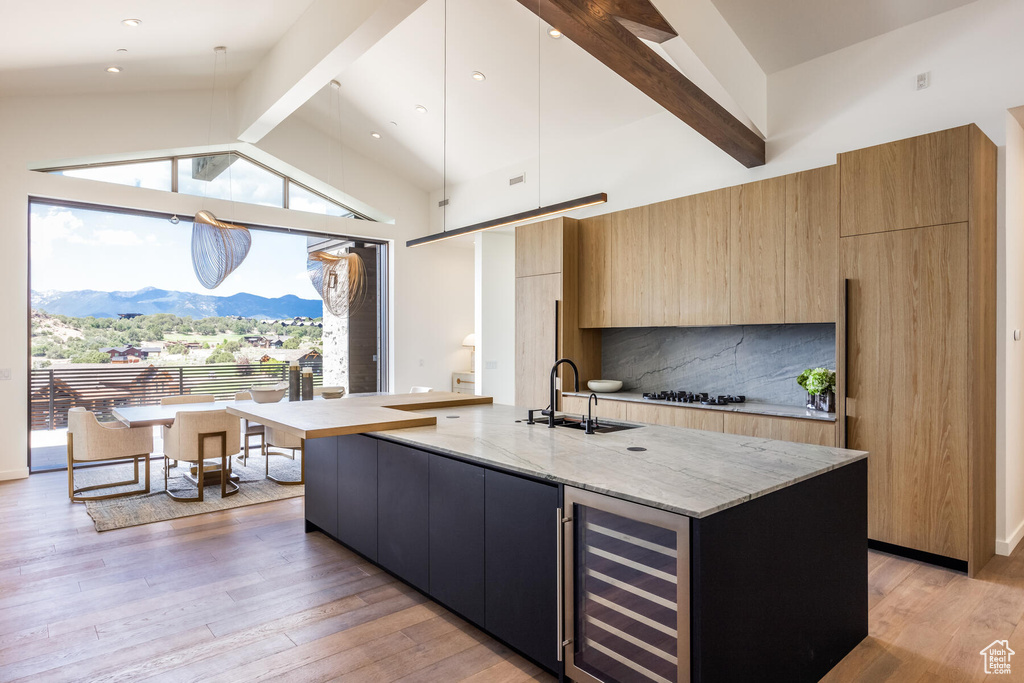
[320,386,346,400]
[249,385,287,403]
[587,379,623,393]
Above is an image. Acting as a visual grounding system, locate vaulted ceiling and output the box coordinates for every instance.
[0,0,986,193]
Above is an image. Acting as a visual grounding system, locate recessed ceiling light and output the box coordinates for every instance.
[471,71,486,81]
[415,104,428,114]
[548,28,562,38]
[121,18,142,27]
[106,66,123,73]
[370,131,382,139]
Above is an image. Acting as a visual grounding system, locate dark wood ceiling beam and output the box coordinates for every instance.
[522,0,765,168]
[601,0,676,43]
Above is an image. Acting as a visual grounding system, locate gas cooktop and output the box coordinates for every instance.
[641,391,746,406]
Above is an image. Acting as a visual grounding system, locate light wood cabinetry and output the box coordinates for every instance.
[515,218,602,411]
[578,214,611,328]
[786,166,838,323]
[840,124,995,575]
[515,218,563,277]
[561,395,628,422]
[647,190,731,326]
[722,413,836,447]
[839,127,970,236]
[609,207,648,327]
[843,223,969,561]
[514,274,560,409]
[627,402,724,432]
[730,177,786,324]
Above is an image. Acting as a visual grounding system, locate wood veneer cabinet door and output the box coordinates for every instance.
[722,412,836,447]
[842,223,969,561]
[648,190,730,326]
[609,206,649,327]
[786,166,838,323]
[730,177,786,324]
[839,127,970,236]
[626,402,724,432]
[515,274,561,409]
[515,218,563,277]
[578,214,611,327]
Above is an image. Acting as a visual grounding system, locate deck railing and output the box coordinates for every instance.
[30,362,323,430]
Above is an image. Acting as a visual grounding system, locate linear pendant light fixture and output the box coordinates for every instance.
[406,192,607,247]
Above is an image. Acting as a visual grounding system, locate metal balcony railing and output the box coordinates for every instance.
[30,361,323,430]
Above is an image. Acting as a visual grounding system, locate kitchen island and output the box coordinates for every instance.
[230,397,868,683]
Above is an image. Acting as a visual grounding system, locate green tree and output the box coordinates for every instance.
[165,343,189,355]
[30,345,47,357]
[282,337,300,350]
[219,340,241,353]
[71,350,111,364]
[206,350,236,364]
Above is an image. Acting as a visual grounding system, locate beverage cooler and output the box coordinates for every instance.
[562,487,690,683]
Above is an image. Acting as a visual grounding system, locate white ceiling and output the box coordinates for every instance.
[295,0,663,190]
[0,0,315,94]
[710,0,981,74]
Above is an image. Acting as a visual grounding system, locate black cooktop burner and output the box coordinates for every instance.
[641,391,746,406]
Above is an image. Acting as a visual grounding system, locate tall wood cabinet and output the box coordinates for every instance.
[730,177,786,324]
[839,125,995,575]
[515,218,601,409]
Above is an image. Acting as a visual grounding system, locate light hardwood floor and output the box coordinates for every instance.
[3,471,1024,682]
[0,471,550,682]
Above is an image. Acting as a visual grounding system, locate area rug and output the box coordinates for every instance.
[79,453,303,531]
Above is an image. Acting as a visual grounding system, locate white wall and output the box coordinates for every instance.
[465,0,1024,553]
[0,91,475,481]
[999,110,1024,554]
[475,231,515,405]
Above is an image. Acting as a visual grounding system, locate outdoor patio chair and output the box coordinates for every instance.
[66,407,153,503]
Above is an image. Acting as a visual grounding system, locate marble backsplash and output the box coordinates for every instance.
[600,324,836,407]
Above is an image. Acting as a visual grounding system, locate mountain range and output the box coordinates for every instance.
[31,287,323,319]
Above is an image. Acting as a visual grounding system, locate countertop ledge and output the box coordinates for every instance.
[562,391,837,422]
[362,403,865,519]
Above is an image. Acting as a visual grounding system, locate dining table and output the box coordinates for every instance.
[112,399,261,487]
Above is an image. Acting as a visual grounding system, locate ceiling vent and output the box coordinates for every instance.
[438,198,450,208]
[509,174,526,186]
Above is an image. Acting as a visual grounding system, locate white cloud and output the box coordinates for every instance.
[30,209,84,257]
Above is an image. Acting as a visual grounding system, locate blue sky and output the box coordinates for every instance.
[30,203,318,300]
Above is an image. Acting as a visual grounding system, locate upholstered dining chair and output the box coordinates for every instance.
[263,426,304,485]
[160,394,214,467]
[161,408,241,502]
[66,407,153,503]
[234,391,265,465]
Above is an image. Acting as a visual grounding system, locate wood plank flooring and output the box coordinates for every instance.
[0,471,549,682]
[4,471,1024,681]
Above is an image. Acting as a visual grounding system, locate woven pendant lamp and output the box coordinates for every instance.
[307,250,366,317]
[191,209,252,289]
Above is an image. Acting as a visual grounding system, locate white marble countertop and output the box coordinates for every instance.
[367,403,865,519]
[562,391,837,422]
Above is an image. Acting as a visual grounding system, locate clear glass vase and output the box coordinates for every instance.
[807,390,835,413]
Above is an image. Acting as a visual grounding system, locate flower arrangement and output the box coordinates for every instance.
[797,368,836,412]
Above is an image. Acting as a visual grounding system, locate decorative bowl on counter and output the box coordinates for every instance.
[587,379,623,393]
[249,384,287,403]
[319,386,346,400]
